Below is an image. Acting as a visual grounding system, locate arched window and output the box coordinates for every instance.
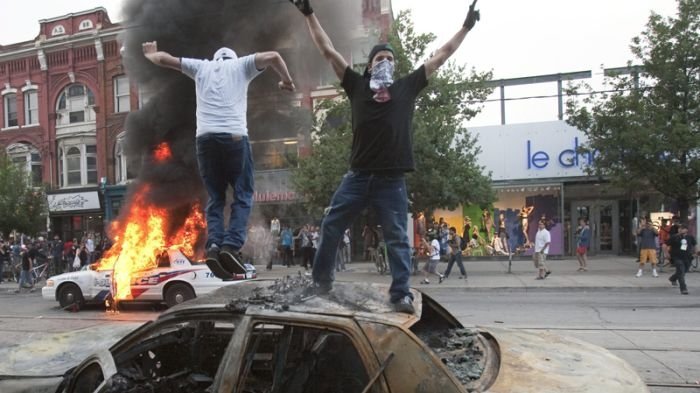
[6,143,42,186]
[56,83,96,126]
[51,25,65,36]
[58,138,98,188]
[78,19,94,31]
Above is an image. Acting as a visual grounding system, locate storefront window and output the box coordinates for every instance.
[251,139,299,170]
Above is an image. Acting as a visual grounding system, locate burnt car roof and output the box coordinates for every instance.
[166,278,424,327]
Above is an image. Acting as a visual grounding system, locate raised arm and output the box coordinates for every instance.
[254,51,296,91]
[142,41,181,71]
[424,0,480,78]
[290,0,348,80]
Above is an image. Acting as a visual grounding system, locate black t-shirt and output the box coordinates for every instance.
[22,249,37,271]
[341,65,428,172]
[666,234,697,261]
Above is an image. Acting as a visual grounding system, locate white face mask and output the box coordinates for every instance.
[369,59,395,91]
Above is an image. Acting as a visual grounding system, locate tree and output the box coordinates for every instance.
[292,11,494,218]
[0,153,47,236]
[566,0,700,220]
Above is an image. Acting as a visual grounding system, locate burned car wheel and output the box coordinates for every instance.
[58,283,84,311]
[165,283,195,307]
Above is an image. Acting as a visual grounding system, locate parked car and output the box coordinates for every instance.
[41,247,256,310]
[14,279,647,393]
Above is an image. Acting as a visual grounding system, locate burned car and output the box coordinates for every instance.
[6,278,648,393]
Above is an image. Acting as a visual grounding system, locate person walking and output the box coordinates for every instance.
[575,218,590,272]
[420,235,445,284]
[290,0,480,313]
[0,240,9,283]
[533,220,552,280]
[15,244,35,293]
[666,224,697,295]
[142,41,295,277]
[442,226,467,281]
[636,218,659,277]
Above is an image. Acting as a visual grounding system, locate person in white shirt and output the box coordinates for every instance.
[420,233,445,284]
[533,220,552,279]
[142,41,294,277]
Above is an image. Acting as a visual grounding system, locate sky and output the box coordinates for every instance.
[0,0,680,125]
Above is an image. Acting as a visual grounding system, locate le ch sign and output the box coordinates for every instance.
[526,137,595,170]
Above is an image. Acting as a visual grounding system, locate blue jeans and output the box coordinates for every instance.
[196,133,254,250]
[312,170,412,303]
[18,269,32,289]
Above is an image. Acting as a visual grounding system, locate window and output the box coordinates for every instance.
[4,93,18,128]
[24,90,39,125]
[240,323,370,393]
[51,25,65,36]
[56,83,95,125]
[58,141,98,187]
[114,76,130,113]
[251,139,299,170]
[138,85,153,109]
[7,143,42,186]
[78,19,93,30]
[115,135,136,184]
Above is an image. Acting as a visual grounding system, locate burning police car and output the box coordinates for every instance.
[42,247,256,310]
[17,278,648,393]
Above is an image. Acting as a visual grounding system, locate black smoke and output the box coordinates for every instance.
[114,0,364,243]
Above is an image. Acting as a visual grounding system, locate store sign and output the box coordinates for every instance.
[471,121,594,181]
[47,191,101,212]
[254,170,300,203]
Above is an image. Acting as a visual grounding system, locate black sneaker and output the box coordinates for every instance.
[670,278,678,287]
[681,289,689,295]
[220,245,246,275]
[206,244,220,264]
[439,274,445,284]
[545,270,552,278]
[303,282,332,297]
[394,296,415,314]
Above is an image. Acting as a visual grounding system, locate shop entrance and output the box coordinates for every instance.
[570,201,619,255]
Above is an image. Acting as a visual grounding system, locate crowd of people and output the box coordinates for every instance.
[0,232,108,293]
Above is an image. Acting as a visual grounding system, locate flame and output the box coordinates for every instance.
[95,185,205,303]
[153,142,172,162]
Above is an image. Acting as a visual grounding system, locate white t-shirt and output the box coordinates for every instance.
[181,55,262,137]
[430,239,441,261]
[534,228,551,254]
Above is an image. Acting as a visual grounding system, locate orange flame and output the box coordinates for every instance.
[95,186,205,302]
[153,142,172,162]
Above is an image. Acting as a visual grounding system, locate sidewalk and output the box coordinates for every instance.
[257,256,697,292]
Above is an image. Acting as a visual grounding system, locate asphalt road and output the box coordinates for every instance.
[1,283,699,392]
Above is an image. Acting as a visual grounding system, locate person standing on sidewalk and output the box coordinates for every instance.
[290,0,480,313]
[575,218,590,271]
[420,234,445,284]
[442,226,467,281]
[142,41,295,278]
[533,220,552,280]
[666,224,697,295]
[636,218,659,277]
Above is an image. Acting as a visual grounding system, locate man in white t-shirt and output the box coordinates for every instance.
[533,220,552,279]
[142,42,295,277]
[420,233,445,284]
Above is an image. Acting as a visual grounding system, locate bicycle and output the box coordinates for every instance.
[372,242,389,275]
[31,262,50,284]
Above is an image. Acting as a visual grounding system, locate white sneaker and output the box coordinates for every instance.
[635,269,643,278]
[652,269,658,277]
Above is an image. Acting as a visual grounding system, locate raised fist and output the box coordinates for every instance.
[463,0,480,31]
[289,0,313,16]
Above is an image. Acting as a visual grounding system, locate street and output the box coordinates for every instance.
[1,272,699,392]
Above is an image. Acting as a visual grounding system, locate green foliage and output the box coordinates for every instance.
[292,10,495,217]
[566,0,700,217]
[0,153,47,236]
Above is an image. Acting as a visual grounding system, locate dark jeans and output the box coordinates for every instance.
[312,170,412,303]
[669,257,691,291]
[282,245,293,266]
[196,133,254,250]
[444,252,466,278]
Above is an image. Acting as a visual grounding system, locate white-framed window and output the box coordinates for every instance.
[58,139,98,187]
[4,93,18,128]
[7,143,42,186]
[137,85,153,109]
[114,133,136,184]
[24,90,39,126]
[51,25,65,36]
[56,83,95,125]
[78,19,94,30]
[114,75,130,113]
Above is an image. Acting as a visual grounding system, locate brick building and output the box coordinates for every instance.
[0,2,393,243]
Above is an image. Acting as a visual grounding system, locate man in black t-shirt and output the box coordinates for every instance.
[15,245,36,293]
[290,0,480,313]
[666,224,697,295]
